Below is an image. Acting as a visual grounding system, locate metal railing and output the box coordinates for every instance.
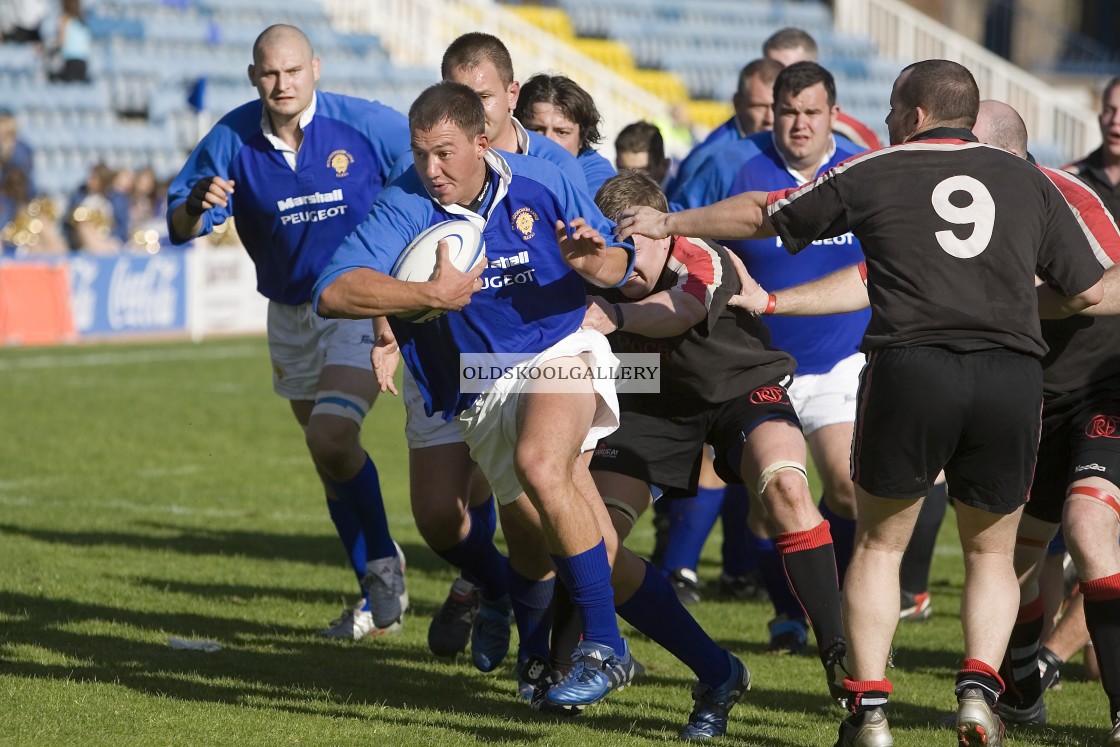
[323,0,671,157]
[833,0,1101,162]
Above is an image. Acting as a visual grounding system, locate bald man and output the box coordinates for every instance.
[167,24,414,640]
[975,99,1120,746]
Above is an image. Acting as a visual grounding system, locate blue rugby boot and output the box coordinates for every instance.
[470,595,512,672]
[680,653,750,740]
[545,640,635,708]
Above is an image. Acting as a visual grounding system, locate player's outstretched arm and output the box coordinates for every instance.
[727,251,869,316]
[582,293,706,338]
[318,241,485,319]
[615,191,776,243]
[1037,275,1105,318]
[169,176,235,243]
[557,218,631,287]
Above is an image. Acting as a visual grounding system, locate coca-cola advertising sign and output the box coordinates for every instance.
[69,254,187,336]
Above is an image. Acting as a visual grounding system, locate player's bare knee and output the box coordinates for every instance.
[411,498,466,549]
[513,449,569,501]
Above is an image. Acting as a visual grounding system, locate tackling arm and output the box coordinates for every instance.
[726,251,869,315]
[616,191,776,243]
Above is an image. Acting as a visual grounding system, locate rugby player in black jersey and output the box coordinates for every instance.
[615,59,1105,747]
[582,170,849,724]
[972,99,1120,747]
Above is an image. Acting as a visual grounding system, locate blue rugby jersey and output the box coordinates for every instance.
[314,148,634,420]
[674,131,861,209]
[577,148,616,198]
[665,116,741,199]
[724,136,870,375]
[167,92,410,305]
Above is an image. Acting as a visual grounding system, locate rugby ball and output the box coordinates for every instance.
[390,219,486,323]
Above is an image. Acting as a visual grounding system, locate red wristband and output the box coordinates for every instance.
[763,293,777,315]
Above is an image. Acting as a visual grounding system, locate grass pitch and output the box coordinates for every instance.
[0,337,1108,746]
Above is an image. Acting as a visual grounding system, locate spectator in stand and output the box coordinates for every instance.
[1066,77,1120,219]
[0,109,34,193]
[68,162,119,254]
[0,166,65,255]
[514,72,616,196]
[108,167,132,245]
[0,0,48,42]
[48,0,89,83]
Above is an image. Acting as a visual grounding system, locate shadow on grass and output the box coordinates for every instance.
[0,522,447,576]
[0,589,722,743]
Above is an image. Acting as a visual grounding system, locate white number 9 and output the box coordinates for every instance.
[931,175,995,258]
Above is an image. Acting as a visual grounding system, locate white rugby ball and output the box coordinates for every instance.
[391,219,486,323]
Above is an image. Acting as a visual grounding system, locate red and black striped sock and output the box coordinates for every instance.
[998,595,1044,707]
[776,520,845,656]
[1082,572,1120,718]
[956,658,1004,707]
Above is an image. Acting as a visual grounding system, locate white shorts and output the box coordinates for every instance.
[787,351,865,436]
[458,328,621,506]
[267,301,376,400]
[403,365,466,449]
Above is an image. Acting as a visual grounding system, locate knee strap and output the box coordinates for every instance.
[1067,485,1120,522]
[757,460,808,498]
[602,495,640,530]
[311,390,370,426]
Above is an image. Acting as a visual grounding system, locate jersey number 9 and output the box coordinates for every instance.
[931,175,995,259]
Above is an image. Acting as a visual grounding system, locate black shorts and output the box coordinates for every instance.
[852,346,1042,513]
[1026,384,1120,523]
[590,380,801,499]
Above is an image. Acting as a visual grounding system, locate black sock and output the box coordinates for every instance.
[548,579,583,671]
[900,481,948,593]
[1082,574,1120,718]
[776,521,845,656]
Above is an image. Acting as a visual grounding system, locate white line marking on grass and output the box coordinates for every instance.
[0,344,260,371]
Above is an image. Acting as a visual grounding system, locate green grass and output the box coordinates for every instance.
[0,337,1109,746]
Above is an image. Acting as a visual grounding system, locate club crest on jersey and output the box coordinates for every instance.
[512,207,538,240]
[327,150,354,177]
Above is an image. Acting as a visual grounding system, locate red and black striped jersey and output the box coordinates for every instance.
[1038,165,1120,398]
[766,128,1103,359]
[592,236,794,405]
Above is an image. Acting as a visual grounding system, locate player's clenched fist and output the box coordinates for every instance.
[185,176,236,217]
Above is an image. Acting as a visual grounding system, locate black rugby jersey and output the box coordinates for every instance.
[1038,165,1120,399]
[767,128,1103,358]
[592,236,794,405]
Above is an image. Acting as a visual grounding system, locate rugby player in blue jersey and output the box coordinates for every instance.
[381,32,595,675]
[315,81,639,709]
[167,24,412,640]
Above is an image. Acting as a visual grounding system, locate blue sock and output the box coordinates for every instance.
[326,496,366,588]
[508,569,555,659]
[720,483,756,576]
[328,454,395,561]
[661,486,724,572]
[819,497,856,584]
[751,531,804,621]
[617,560,731,687]
[469,495,497,541]
[435,515,509,601]
[551,540,624,653]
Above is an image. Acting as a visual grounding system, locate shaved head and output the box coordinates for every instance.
[253,24,314,65]
[973,99,1028,158]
